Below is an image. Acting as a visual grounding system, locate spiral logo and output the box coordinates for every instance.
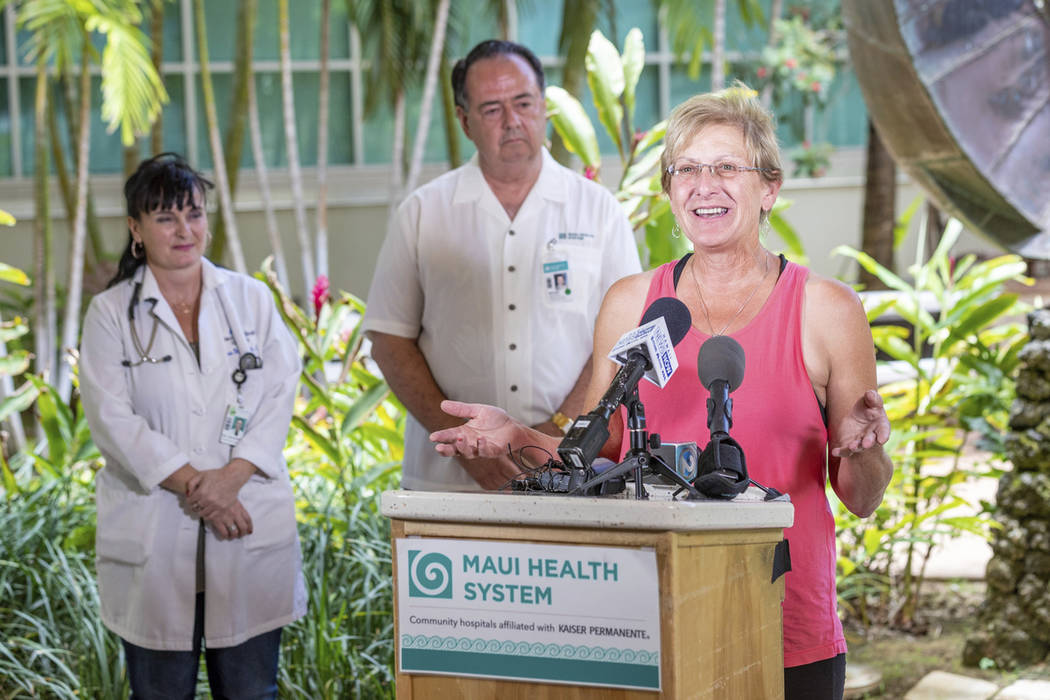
[407,550,453,599]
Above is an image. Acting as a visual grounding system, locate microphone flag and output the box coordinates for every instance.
[607,317,678,387]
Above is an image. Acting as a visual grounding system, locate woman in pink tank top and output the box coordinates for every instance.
[432,85,893,700]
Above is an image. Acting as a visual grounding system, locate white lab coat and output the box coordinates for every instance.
[79,258,306,650]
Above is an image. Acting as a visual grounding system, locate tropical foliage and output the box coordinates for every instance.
[833,218,1030,629]
[261,262,403,697]
[0,265,402,698]
[545,28,674,264]
[754,14,840,178]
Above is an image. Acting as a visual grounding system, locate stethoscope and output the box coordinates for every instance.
[122,281,173,367]
[121,270,262,390]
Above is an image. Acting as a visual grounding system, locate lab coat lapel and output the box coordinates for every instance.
[196,260,227,378]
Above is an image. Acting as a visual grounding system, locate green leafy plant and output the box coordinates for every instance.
[0,379,118,698]
[754,14,840,178]
[757,17,837,104]
[0,258,31,458]
[787,140,833,178]
[2,263,404,698]
[833,218,1029,628]
[546,28,679,267]
[259,261,403,696]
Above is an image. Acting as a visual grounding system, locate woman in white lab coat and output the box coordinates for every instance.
[79,153,306,699]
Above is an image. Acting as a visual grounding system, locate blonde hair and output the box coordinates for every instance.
[660,82,783,195]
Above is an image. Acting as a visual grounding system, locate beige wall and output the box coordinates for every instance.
[0,147,1007,306]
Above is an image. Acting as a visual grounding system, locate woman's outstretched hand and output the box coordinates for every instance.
[830,389,891,458]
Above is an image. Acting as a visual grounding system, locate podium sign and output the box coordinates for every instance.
[395,537,662,691]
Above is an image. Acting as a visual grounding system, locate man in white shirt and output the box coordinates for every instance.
[362,40,641,491]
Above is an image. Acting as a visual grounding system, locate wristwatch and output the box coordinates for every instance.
[551,411,573,435]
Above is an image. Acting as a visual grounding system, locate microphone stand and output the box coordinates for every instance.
[571,387,703,500]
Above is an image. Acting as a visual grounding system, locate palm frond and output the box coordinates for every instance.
[89,14,169,144]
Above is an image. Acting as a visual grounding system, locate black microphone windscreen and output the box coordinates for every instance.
[697,335,745,391]
[639,297,692,346]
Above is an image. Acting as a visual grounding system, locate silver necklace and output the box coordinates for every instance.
[690,251,770,336]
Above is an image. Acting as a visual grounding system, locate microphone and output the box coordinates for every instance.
[557,297,691,470]
[693,335,750,498]
[698,335,745,435]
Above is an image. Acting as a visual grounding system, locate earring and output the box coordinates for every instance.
[671,222,681,239]
[131,240,144,259]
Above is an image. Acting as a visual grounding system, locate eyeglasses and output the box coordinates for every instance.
[666,161,775,180]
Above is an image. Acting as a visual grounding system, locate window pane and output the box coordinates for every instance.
[159,0,183,63]
[517,0,563,58]
[158,76,188,158]
[632,65,661,135]
[669,64,711,108]
[773,87,806,148]
[725,1,770,51]
[0,78,9,176]
[21,75,125,176]
[0,9,6,66]
[17,77,33,174]
[247,70,353,168]
[254,2,351,62]
[202,1,238,63]
[250,72,284,166]
[601,0,659,47]
[194,73,241,169]
[362,83,458,166]
[87,75,128,173]
[14,26,31,68]
[813,68,867,148]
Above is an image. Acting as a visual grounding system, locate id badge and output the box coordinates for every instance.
[220,404,250,446]
[542,241,572,302]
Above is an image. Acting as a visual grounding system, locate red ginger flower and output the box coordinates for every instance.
[311,274,330,322]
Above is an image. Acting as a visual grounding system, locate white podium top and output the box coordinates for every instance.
[380,485,794,532]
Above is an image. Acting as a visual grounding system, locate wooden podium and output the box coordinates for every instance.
[382,487,793,699]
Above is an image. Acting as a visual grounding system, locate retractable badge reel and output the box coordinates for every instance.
[542,238,572,303]
[220,352,262,446]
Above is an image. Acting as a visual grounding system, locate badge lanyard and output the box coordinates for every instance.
[215,285,263,447]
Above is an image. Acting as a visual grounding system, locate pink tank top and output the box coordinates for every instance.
[619,258,846,667]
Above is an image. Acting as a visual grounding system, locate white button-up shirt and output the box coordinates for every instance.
[363,149,641,490]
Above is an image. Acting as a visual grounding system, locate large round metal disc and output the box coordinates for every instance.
[843,0,1050,257]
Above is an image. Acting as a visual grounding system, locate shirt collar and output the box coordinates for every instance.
[137,257,221,304]
[452,148,568,208]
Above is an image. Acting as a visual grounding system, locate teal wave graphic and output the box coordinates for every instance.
[400,635,659,665]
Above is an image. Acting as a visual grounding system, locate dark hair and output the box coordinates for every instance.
[107,152,214,288]
[451,40,545,110]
